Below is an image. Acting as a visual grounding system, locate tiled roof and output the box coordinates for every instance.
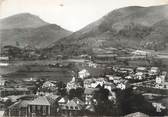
[42,81,55,87]
[84,88,99,95]
[46,95,60,105]
[47,94,60,101]
[28,96,50,106]
[124,112,149,117]
[61,100,83,110]
[8,96,54,110]
[58,97,68,104]
[8,100,31,109]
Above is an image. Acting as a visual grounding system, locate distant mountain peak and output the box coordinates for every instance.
[0,13,48,29]
[47,4,168,56]
[0,13,72,49]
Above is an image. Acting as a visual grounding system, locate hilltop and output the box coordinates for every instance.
[47,5,168,56]
[0,13,72,49]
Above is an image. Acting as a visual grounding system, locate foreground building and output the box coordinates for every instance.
[5,95,59,117]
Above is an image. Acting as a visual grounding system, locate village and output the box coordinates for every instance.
[1,1,168,117]
[0,51,168,117]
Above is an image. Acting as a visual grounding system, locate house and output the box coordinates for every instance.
[6,96,58,117]
[84,79,94,88]
[156,76,165,84]
[109,76,122,84]
[58,97,69,106]
[150,67,160,75]
[116,83,126,90]
[87,62,97,68]
[59,98,84,116]
[47,94,60,101]
[104,82,116,91]
[125,76,133,80]
[42,81,56,88]
[124,112,149,117]
[47,95,60,116]
[0,80,7,87]
[154,97,168,114]
[66,77,83,91]
[78,69,90,79]
[161,71,167,82]
[7,100,31,117]
[135,72,145,80]
[89,78,107,88]
[136,67,147,73]
[119,67,134,74]
[66,81,82,91]
[84,88,99,105]
[116,80,129,90]
[27,96,51,116]
[152,102,166,113]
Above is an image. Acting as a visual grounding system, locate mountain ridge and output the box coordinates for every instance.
[0,13,72,49]
[46,4,168,56]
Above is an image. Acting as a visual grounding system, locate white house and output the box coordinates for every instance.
[135,72,144,80]
[78,69,90,79]
[116,83,126,90]
[42,81,56,88]
[152,102,166,112]
[156,76,165,84]
[0,80,6,86]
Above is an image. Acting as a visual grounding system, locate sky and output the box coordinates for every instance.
[0,0,168,31]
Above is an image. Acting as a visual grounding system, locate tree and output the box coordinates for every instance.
[93,86,116,116]
[75,88,84,100]
[114,88,156,116]
[57,81,66,89]
[94,86,109,102]
[68,88,84,100]
[33,78,46,93]
[68,89,76,100]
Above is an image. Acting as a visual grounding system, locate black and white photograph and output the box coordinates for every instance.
[0,0,168,116]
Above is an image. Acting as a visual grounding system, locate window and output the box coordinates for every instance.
[37,106,41,110]
[70,106,73,110]
[66,106,69,109]
[75,106,78,110]
[43,106,47,115]
[32,105,36,112]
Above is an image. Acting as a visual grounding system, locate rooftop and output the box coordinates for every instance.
[28,96,50,106]
[124,112,149,117]
[84,88,99,95]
